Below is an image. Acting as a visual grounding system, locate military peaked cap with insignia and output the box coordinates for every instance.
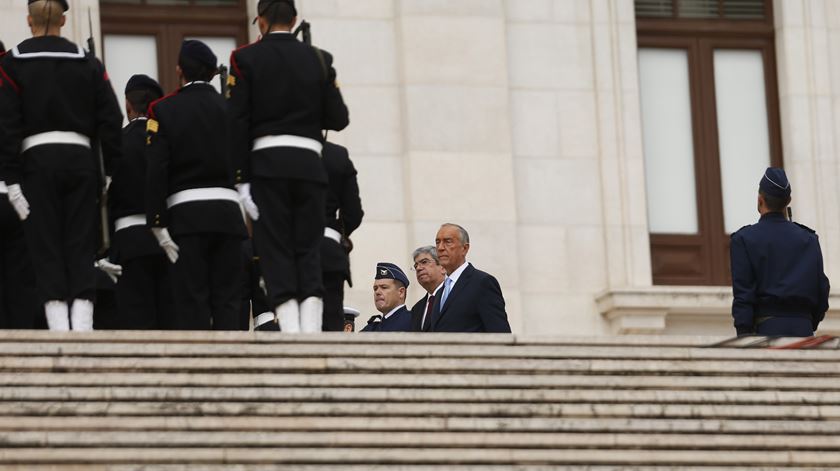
[759,167,791,199]
[257,0,297,16]
[28,0,69,12]
[125,74,163,98]
[179,40,217,70]
[374,262,410,289]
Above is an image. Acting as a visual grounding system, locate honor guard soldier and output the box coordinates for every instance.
[321,141,363,331]
[145,40,247,330]
[0,38,42,329]
[107,74,174,329]
[730,168,830,337]
[362,263,412,332]
[0,0,123,331]
[227,0,350,333]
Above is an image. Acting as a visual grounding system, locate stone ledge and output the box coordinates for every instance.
[596,286,840,335]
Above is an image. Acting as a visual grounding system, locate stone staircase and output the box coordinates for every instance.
[0,331,837,469]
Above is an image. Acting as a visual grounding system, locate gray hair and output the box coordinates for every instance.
[412,246,439,263]
[440,223,470,245]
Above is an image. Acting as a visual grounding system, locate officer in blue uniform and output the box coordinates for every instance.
[730,168,830,337]
[361,262,412,332]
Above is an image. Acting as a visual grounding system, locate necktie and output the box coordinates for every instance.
[421,294,435,331]
[440,277,453,308]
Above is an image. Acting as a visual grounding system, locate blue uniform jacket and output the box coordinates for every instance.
[730,212,830,334]
[361,305,412,332]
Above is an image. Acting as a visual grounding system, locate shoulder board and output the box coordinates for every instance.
[794,222,817,234]
[730,225,751,238]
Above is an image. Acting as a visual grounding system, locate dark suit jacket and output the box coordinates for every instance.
[427,264,511,333]
[410,294,429,332]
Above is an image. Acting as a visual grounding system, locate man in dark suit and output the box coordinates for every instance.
[409,246,446,332]
[361,262,412,332]
[227,0,349,333]
[730,167,829,337]
[145,40,247,330]
[426,223,511,333]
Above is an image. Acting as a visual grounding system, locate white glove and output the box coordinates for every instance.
[151,227,180,264]
[236,183,260,221]
[7,184,30,221]
[95,258,123,283]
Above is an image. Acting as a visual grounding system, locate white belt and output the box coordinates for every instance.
[166,187,239,209]
[324,227,341,244]
[0,181,7,194]
[21,131,91,153]
[252,135,323,156]
[115,214,146,232]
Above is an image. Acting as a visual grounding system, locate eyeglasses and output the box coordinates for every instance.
[412,258,435,271]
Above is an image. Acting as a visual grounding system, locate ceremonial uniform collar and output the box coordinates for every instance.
[12,36,85,59]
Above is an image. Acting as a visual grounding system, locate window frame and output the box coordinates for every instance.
[101,0,249,92]
[637,0,783,286]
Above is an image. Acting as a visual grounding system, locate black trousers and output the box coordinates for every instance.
[170,233,243,330]
[322,272,345,332]
[115,255,175,330]
[0,201,41,328]
[251,178,326,309]
[22,152,98,302]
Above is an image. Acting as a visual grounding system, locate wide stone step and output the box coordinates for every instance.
[0,341,837,361]
[0,401,837,419]
[0,447,838,466]
[1,372,838,390]
[0,430,839,450]
[3,416,840,434]
[0,386,838,405]
[0,356,835,375]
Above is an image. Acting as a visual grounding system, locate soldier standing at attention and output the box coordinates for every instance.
[0,0,123,331]
[227,0,349,333]
[320,141,363,331]
[145,40,247,330]
[108,74,173,329]
[730,168,830,337]
[0,38,42,329]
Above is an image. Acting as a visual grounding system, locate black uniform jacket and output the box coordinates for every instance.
[361,305,412,332]
[0,36,122,183]
[108,118,164,263]
[227,33,349,184]
[730,212,830,334]
[427,264,511,333]
[145,82,246,238]
[321,142,363,282]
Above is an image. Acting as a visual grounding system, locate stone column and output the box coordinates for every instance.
[774,0,840,287]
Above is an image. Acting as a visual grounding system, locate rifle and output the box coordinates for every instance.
[293,20,311,45]
[86,8,110,254]
[293,20,330,141]
[218,64,229,98]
